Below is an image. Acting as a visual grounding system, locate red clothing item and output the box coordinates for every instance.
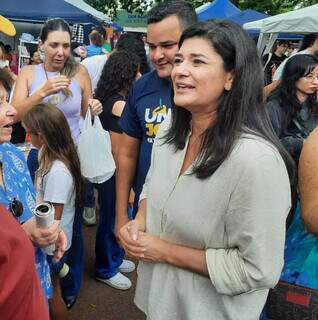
[0,205,49,320]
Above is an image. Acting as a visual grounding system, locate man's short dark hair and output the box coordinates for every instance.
[276,40,288,46]
[299,33,318,51]
[147,0,197,30]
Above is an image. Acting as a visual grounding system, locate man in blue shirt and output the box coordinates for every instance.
[116,0,197,237]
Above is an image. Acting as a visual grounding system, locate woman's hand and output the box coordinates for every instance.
[136,232,168,263]
[119,219,146,258]
[39,75,70,98]
[22,218,61,247]
[53,230,67,263]
[88,98,103,116]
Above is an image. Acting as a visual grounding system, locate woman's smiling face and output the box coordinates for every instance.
[0,83,17,143]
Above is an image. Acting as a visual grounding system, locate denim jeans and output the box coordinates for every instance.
[60,206,84,297]
[95,174,124,279]
[84,181,95,208]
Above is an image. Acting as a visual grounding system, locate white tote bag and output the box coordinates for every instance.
[78,109,116,183]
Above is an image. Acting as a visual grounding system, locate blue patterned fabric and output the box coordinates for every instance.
[280,201,318,289]
[0,142,52,299]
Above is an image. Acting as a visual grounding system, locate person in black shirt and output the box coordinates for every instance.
[263,40,288,85]
[92,50,141,290]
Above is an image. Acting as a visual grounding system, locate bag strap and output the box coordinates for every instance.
[292,118,310,138]
[92,114,103,130]
[83,108,93,131]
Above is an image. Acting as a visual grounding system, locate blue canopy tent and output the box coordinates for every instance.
[197,0,241,21]
[110,22,123,32]
[230,9,269,26]
[229,9,269,37]
[0,0,101,25]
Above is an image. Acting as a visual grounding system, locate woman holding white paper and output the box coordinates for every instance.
[0,71,66,301]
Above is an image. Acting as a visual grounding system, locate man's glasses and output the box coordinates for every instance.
[9,198,23,220]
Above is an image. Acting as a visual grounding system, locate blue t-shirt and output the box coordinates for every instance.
[86,44,103,57]
[120,70,172,213]
[0,143,52,299]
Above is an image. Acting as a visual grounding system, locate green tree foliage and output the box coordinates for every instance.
[85,0,318,18]
[238,0,318,15]
[84,0,151,17]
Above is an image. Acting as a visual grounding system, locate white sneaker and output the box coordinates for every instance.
[82,207,96,226]
[118,259,135,273]
[96,272,132,290]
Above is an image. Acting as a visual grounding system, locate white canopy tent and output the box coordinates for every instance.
[243,4,318,55]
[64,0,111,23]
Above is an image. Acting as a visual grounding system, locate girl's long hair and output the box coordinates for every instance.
[23,105,83,207]
[164,20,295,184]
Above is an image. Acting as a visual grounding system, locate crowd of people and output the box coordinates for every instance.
[1,0,318,319]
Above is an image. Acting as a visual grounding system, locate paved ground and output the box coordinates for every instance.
[70,224,146,320]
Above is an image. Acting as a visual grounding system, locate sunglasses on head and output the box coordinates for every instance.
[9,198,23,220]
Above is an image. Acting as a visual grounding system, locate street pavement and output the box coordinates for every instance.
[70,224,146,320]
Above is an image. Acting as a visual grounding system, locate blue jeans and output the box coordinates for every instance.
[26,149,84,298]
[95,174,124,279]
[60,206,83,297]
[84,181,95,208]
[47,250,69,275]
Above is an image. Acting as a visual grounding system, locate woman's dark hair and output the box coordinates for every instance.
[94,50,140,103]
[29,48,39,63]
[89,31,103,46]
[270,54,318,122]
[4,45,12,54]
[299,33,318,52]
[23,105,83,207]
[116,33,149,74]
[40,18,71,42]
[40,18,79,83]
[165,20,295,182]
[92,25,107,40]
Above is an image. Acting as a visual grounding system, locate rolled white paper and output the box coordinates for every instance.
[34,202,55,255]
